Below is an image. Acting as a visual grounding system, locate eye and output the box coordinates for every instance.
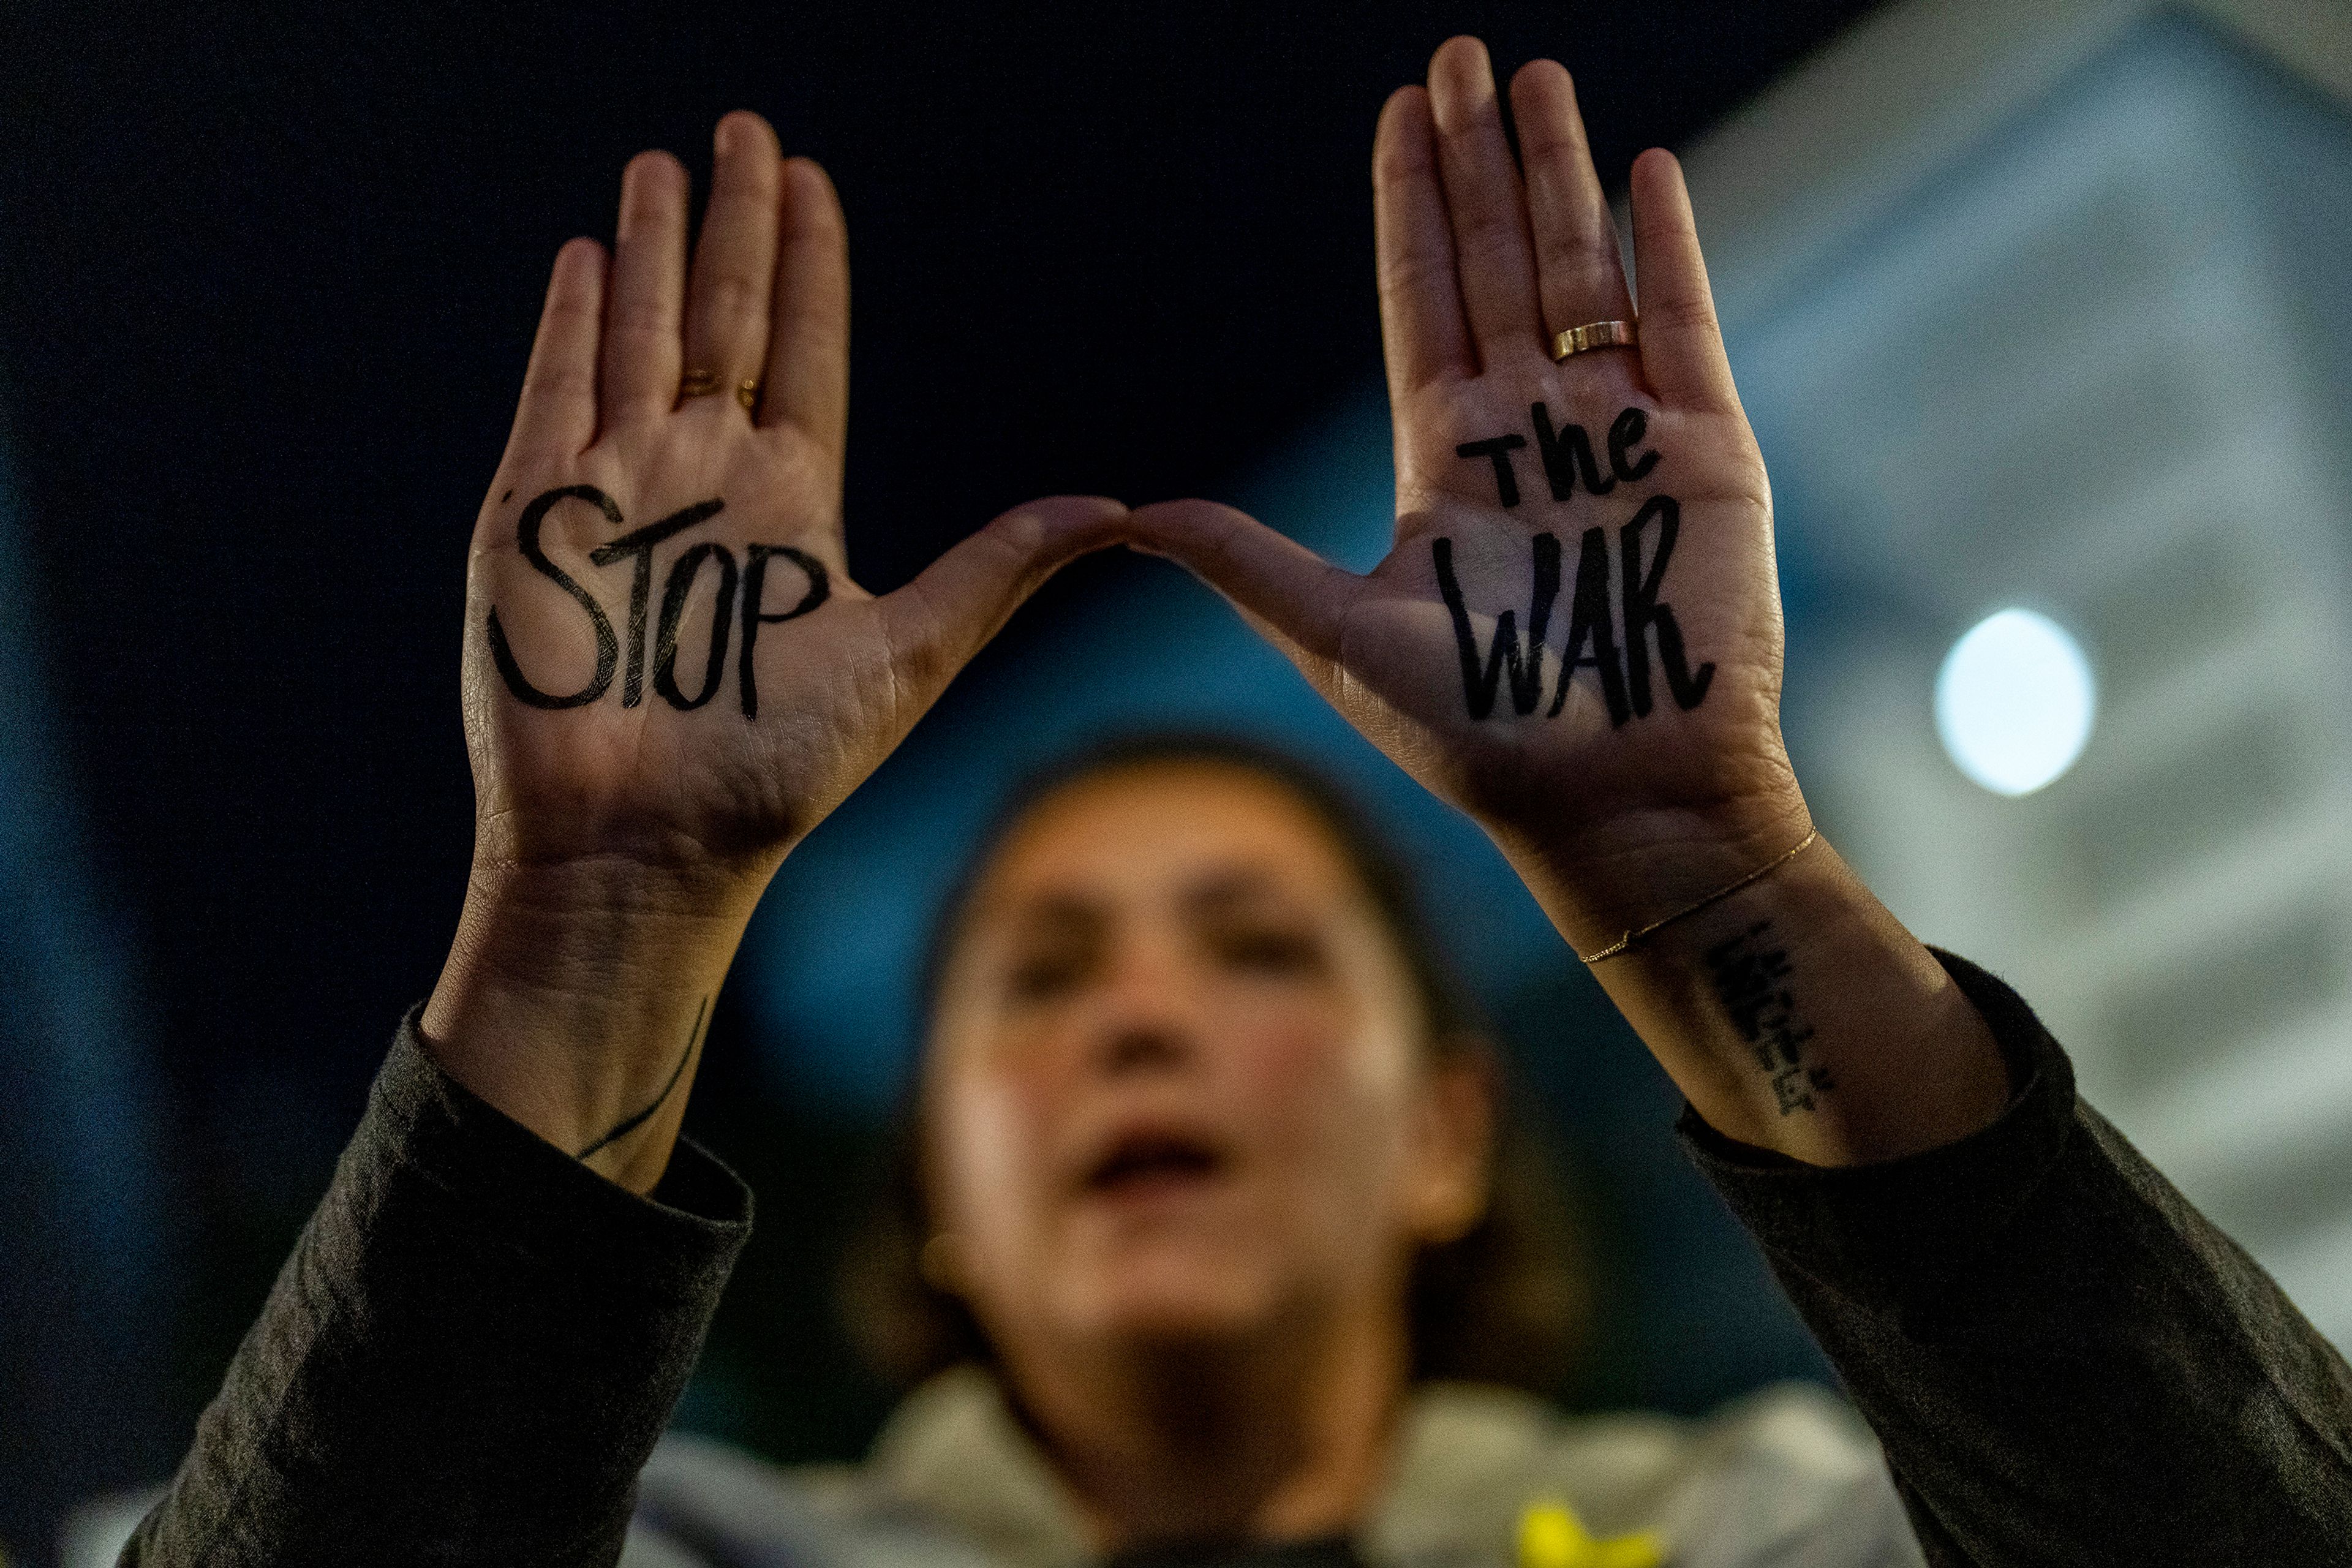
[1006,944,1092,1002]
[1212,924,1327,978]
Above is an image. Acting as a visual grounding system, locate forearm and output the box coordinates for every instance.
[1498,804,2010,1166]
[1502,804,2352,1554]
[1683,954,2352,1562]
[127,1016,750,1566]
[422,855,761,1193]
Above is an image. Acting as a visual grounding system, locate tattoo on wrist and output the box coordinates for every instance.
[1703,920,1834,1115]
[487,485,831,719]
[1438,402,1709,723]
[577,995,710,1160]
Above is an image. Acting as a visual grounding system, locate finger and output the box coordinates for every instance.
[1424,37,1544,360]
[875,497,1129,699]
[759,157,850,455]
[1510,61,1635,338]
[684,112,783,412]
[598,150,690,427]
[1374,86,1474,399]
[506,237,606,460]
[1629,148,1741,413]
[1128,500,1363,666]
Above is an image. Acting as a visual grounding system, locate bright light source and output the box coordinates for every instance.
[1935,608,2095,796]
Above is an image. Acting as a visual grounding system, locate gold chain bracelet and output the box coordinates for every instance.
[1575,829,1820,964]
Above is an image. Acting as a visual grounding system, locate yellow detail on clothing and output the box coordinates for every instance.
[1517,1498,1666,1568]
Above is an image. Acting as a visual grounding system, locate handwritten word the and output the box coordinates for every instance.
[1455,402,1659,509]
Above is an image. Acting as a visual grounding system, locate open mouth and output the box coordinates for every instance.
[1084,1133,1230,1197]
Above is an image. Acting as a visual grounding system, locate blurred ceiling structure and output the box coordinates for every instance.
[1693,0,2352,1345]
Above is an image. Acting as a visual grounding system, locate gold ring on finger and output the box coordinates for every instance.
[679,368,723,398]
[736,379,761,413]
[1550,318,1639,361]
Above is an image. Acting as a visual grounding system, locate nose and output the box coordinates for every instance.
[1098,1023,1191,1076]
[1086,926,1202,1079]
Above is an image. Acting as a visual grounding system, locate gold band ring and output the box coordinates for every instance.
[736,379,761,413]
[1550,319,1638,361]
[679,368,722,398]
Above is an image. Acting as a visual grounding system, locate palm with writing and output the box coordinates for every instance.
[1136,40,1805,951]
[429,113,1121,1186]
[466,112,1120,880]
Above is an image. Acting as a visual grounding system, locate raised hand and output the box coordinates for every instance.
[1139,41,2007,1162]
[1136,40,1798,952]
[426,114,1123,1188]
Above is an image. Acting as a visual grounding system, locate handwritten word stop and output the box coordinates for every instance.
[486,485,828,720]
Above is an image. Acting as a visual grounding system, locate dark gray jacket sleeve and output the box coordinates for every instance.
[123,1012,753,1567]
[1679,951,2352,1565]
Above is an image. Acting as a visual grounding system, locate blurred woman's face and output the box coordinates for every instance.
[925,763,1488,1368]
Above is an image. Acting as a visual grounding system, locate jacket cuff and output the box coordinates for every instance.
[382,1005,752,1251]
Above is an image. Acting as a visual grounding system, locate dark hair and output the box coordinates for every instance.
[839,734,1588,1394]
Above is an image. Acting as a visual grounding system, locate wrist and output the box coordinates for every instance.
[1486,784,1815,962]
[420,855,762,1192]
[1490,785,2011,1164]
[1582,838,2008,1164]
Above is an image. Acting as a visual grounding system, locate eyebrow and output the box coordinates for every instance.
[1180,865,1294,918]
[993,862,1300,934]
[1003,892,1102,933]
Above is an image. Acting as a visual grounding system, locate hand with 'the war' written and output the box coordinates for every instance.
[1134,38,1805,953]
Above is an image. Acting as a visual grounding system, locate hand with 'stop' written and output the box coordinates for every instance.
[428,113,1123,1189]
[467,111,1120,880]
[1136,39,1804,954]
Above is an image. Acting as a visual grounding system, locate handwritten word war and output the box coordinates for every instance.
[486,485,828,719]
[1433,497,1714,723]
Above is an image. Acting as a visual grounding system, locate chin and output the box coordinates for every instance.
[1065,1251,1287,1351]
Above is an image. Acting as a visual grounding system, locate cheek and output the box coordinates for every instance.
[1213,990,1415,1198]
[931,1056,1061,1255]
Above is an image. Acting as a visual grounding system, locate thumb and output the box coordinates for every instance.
[875,494,1129,699]
[1128,499,1363,663]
